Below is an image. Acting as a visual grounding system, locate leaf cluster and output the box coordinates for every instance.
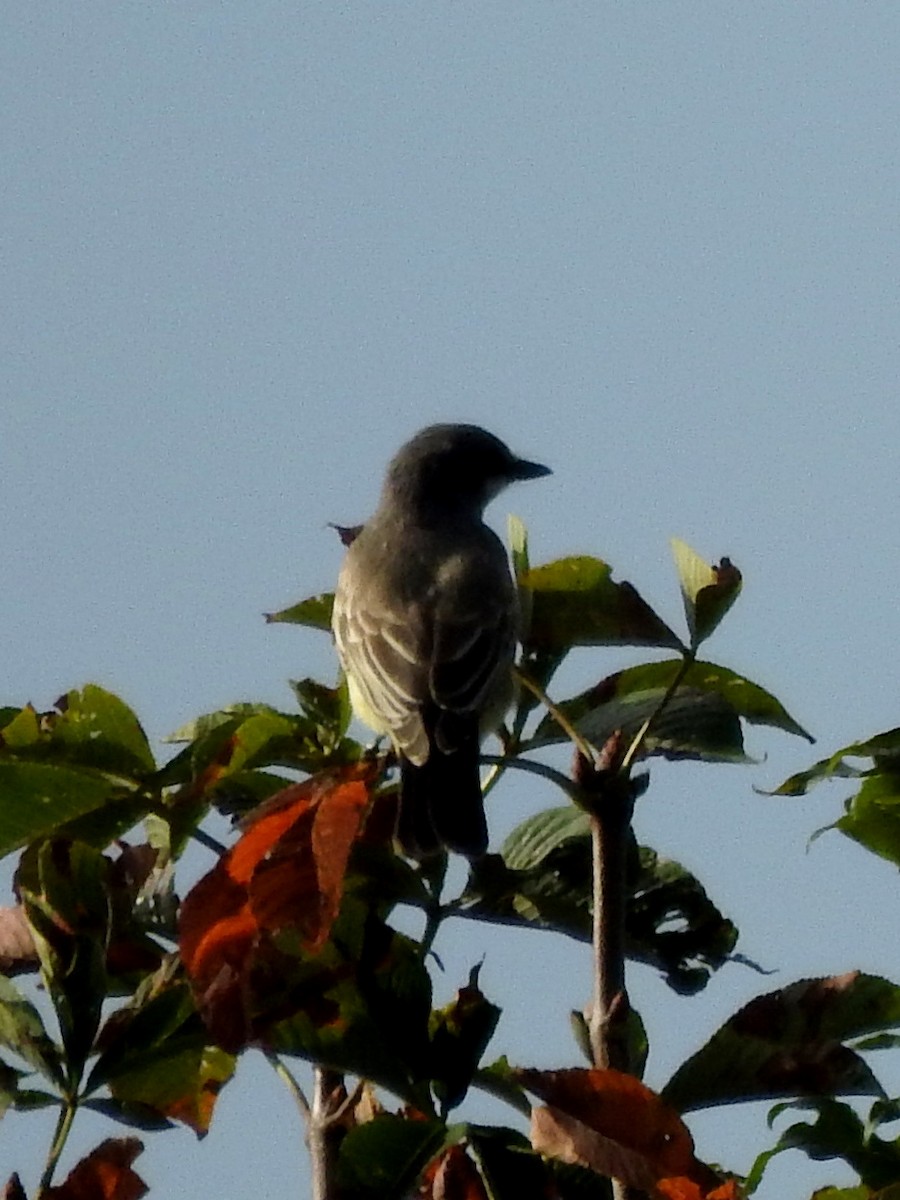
[0,539,898,1197]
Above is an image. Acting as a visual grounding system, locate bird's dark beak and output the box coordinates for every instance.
[510,457,552,481]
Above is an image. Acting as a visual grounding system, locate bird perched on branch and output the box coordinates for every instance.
[332,423,550,858]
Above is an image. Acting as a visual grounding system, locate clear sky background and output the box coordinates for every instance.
[3,5,900,1196]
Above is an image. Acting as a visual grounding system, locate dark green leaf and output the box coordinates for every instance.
[12,1087,59,1111]
[746,1098,900,1193]
[663,972,900,1113]
[0,1058,23,1118]
[335,1113,448,1199]
[468,1124,614,1199]
[530,659,811,758]
[501,806,590,870]
[267,911,434,1110]
[465,812,735,993]
[82,1096,176,1131]
[429,966,501,1113]
[266,592,334,630]
[520,556,684,653]
[20,841,113,1078]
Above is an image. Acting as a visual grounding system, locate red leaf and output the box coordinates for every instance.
[45,1138,146,1200]
[179,763,376,1048]
[4,1176,27,1200]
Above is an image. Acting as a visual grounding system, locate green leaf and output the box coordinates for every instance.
[267,913,435,1110]
[529,659,812,759]
[746,1098,900,1193]
[265,592,335,630]
[520,556,684,652]
[336,1113,448,1199]
[0,688,154,777]
[663,972,900,1113]
[21,841,112,1078]
[430,965,501,1113]
[465,811,736,993]
[835,773,900,867]
[529,670,747,764]
[773,728,900,797]
[53,686,155,774]
[0,976,63,1085]
[0,762,128,859]
[108,1042,234,1135]
[671,538,742,648]
[87,974,200,1092]
[0,1057,24,1118]
[467,1124,612,1199]
[290,676,352,744]
[501,806,590,870]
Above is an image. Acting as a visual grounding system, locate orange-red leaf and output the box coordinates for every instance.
[44,1138,146,1200]
[656,1179,741,1200]
[179,763,376,1048]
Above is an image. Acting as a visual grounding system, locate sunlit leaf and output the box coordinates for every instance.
[520,557,684,652]
[265,592,335,630]
[180,764,379,1052]
[0,762,125,860]
[1,688,154,777]
[671,539,742,648]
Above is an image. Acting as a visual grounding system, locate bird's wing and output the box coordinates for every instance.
[333,567,432,762]
[429,606,516,716]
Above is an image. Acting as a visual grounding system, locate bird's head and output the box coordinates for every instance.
[383,423,550,520]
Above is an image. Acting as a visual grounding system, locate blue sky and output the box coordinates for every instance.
[3,5,900,1196]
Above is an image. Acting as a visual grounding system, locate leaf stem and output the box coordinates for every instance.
[37,1095,77,1196]
[619,652,695,774]
[479,753,582,800]
[513,667,598,763]
[263,1049,312,1122]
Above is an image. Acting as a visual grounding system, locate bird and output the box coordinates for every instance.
[331,423,551,858]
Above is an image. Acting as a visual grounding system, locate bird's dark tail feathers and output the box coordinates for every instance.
[398,735,488,860]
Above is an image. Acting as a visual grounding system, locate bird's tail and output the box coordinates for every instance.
[398,739,487,859]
